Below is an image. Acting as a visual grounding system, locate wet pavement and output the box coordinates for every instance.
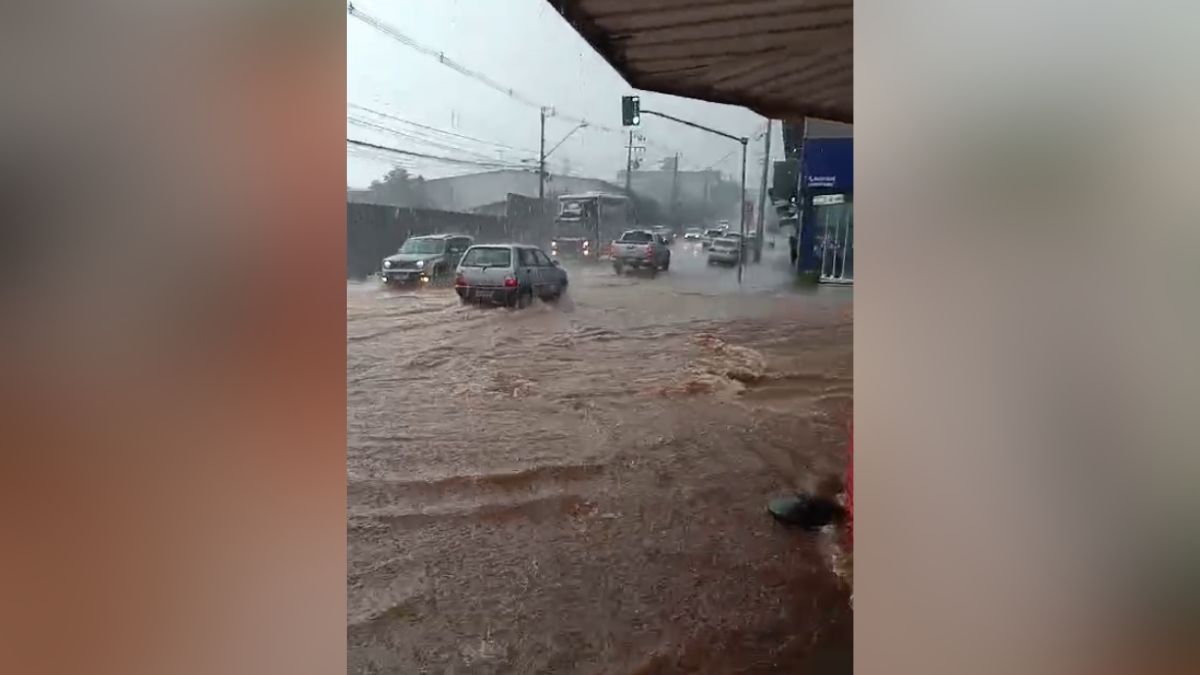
[347,242,853,674]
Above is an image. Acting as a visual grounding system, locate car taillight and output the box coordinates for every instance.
[645,245,654,257]
[454,273,467,286]
[503,276,518,288]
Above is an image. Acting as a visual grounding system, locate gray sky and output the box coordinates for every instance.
[347,0,786,188]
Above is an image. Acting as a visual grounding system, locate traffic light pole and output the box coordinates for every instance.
[738,139,747,285]
[638,109,745,144]
[635,108,749,283]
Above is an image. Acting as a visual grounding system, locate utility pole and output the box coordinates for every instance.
[738,138,748,284]
[669,153,680,229]
[624,130,634,196]
[754,119,772,263]
[538,106,547,205]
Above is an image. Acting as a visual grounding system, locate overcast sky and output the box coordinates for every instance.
[346,0,787,188]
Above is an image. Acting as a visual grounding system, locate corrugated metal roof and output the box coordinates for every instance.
[547,0,852,123]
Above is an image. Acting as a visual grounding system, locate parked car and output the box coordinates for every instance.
[381,234,473,286]
[707,236,746,266]
[610,229,671,275]
[454,243,568,308]
[700,228,726,249]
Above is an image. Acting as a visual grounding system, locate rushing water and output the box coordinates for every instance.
[348,245,853,674]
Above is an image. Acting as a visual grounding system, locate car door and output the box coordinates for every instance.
[446,237,470,268]
[517,247,541,292]
[533,249,561,291]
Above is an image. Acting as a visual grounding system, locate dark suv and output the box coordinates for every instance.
[381,234,473,286]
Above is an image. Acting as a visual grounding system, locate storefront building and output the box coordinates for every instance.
[800,137,853,284]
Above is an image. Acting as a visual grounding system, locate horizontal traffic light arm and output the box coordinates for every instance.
[639,109,747,145]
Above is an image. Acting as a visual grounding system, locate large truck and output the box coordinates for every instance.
[550,192,633,262]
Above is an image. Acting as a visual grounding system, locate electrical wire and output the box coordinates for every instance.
[348,116,526,164]
[348,103,537,156]
[349,3,696,168]
[348,2,619,134]
[347,138,534,171]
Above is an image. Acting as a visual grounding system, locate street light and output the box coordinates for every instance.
[539,120,588,204]
[544,121,588,160]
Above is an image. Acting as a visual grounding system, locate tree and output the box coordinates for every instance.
[367,167,431,208]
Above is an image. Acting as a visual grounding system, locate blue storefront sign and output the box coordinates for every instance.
[801,138,853,192]
[797,138,853,278]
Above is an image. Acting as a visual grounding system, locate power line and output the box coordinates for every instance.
[347,3,693,167]
[348,111,580,177]
[348,3,619,134]
[347,138,533,171]
[348,103,537,156]
[348,116,526,164]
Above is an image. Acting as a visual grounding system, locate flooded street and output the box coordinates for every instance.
[348,245,853,674]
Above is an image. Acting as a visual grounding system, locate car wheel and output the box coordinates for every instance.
[662,258,670,271]
[512,287,533,309]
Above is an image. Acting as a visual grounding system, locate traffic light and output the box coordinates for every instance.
[621,95,640,126]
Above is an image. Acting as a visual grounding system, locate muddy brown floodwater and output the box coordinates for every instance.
[348,245,853,674]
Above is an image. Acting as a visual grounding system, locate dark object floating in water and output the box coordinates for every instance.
[768,493,845,530]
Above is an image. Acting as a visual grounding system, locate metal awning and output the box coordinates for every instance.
[547,0,852,123]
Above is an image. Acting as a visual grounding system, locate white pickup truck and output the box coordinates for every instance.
[610,229,671,276]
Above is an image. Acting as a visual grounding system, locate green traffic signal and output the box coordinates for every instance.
[621,95,640,126]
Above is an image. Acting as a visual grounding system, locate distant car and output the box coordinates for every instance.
[610,229,671,275]
[683,228,703,241]
[454,243,568,308]
[707,236,746,266]
[651,226,675,244]
[382,234,473,286]
[700,228,726,249]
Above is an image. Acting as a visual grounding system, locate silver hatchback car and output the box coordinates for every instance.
[454,243,569,308]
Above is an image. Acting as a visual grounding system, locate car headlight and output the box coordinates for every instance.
[415,260,425,269]
[383,260,392,268]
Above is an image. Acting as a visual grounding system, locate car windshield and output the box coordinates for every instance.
[705,229,724,237]
[460,247,512,267]
[715,237,740,247]
[619,231,654,243]
[398,239,445,255]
